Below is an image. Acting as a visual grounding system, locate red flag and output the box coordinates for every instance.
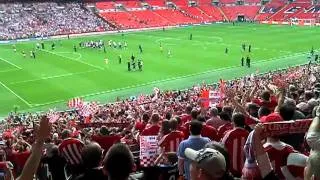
[219,79,226,98]
[200,89,210,107]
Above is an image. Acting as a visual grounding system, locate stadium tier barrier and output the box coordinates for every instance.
[260,20,320,26]
[0,22,221,44]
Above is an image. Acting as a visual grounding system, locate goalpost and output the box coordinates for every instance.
[290,18,316,27]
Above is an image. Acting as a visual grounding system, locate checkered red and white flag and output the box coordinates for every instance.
[68,98,84,109]
[79,102,99,117]
[47,109,60,123]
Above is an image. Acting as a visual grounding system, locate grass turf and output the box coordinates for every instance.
[0,23,319,116]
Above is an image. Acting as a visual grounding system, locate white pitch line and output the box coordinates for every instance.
[9,69,99,85]
[0,80,32,107]
[0,69,20,73]
[0,57,22,70]
[55,52,82,60]
[39,49,104,70]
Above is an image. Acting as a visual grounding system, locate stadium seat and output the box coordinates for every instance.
[221,5,260,21]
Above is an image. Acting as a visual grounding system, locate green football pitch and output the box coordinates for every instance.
[0,23,319,116]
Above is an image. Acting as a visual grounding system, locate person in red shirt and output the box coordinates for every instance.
[197,115,218,141]
[252,90,278,111]
[134,113,149,133]
[12,139,31,176]
[263,137,295,180]
[120,130,137,146]
[221,113,249,177]
[140,113,161,136]
[217,112,233,141]
[179,105,193,124]
[58,129,85,176]
[175,116,187,139]
[206,107,226,129]
[181,109,199,138]
[158,119,184,152]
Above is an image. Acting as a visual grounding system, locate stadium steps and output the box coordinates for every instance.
[217,7,229,21]
[196,6,212,18]
[266,3,289,20]
[151,10,174,24]
[254,5,265,21]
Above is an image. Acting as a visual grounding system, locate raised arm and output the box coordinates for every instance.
[306,106,320,151]
[274,87,285,113]
[17,116,50,180]
[253,124,279,180]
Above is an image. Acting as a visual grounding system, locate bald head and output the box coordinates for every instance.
[82,142,102,169]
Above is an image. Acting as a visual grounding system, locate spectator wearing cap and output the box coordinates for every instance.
[74,142,106,180]
[185,147,226,180]
[221,113,249,177]
[206,107,226,129]
[204,142,235,180]
[284,152,308,179]
[103,143,135,180]
[177,120,211,180]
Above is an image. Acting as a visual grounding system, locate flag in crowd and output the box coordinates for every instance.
[200,89,222,108]
[152,87,160,102]
[79,102,99,117]
[68,97,84,109]
[47,109,60,123]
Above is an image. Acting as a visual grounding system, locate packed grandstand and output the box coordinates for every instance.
[0,0,320,180]
[1,0,320,40]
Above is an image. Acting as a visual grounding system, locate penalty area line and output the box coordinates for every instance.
[0,80,32,107]
[0,57,22,70]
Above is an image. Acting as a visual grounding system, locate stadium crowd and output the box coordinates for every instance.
[0,2,110,40]
[1,62,320,180]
